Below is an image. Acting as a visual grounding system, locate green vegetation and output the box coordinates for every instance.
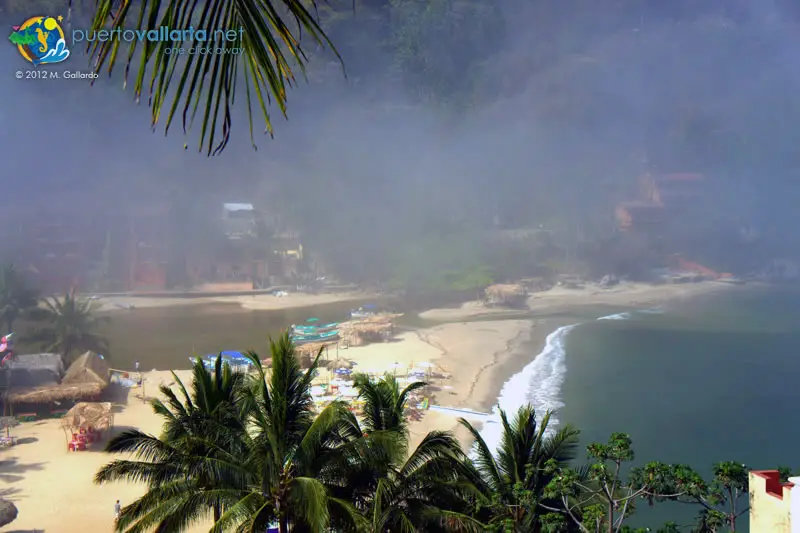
[28,288,109,367]
[94,334,757,532]
[83,0,341,155]
[0,263,39,333]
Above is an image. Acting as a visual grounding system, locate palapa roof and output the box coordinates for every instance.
[3,353,63,387]
[62,351,110,386]
[60,401,114,432]
[293,341,338,355]
[6,352,110,404]
[485,283,526,297]
[339,316,397,334]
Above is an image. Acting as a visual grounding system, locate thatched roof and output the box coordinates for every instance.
[7,352,110,405]
[293,341,338,355]
[4,353,62,387]
[485,284,526,298]
[62,352,109,387]
[60,401,114,432]
[0,499,17,527]
[327,359,352,369]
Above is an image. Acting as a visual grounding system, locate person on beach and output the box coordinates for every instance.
[114,500,121,519]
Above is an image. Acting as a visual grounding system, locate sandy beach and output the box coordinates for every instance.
[1,281,732,532]
[419,281,731,321]
[95,291,373,312]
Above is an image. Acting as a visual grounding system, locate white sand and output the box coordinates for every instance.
[2,281,734,531]
[96,291,372,312]
[419,281,730,321]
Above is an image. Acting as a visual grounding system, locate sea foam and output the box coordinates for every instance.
[477,308,656,455]
[476,324,577,455]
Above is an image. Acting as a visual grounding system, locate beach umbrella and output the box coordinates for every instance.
[330,359,352,369]
[0,499,17,527]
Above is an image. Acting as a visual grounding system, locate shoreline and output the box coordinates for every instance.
[2,280,740,532]
[412,280,742,450]
[95,291,376,313]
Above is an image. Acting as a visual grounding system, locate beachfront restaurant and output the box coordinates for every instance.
[3,351,111,420]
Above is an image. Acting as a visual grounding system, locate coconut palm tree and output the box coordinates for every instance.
[209,334,364,532]
[0,263,39,333]
[96,333,362,533]
[95,355,250,531]
[459,406,581,532]
[322,373,483,532]
[31,288,109,368]
[85,0,342,155]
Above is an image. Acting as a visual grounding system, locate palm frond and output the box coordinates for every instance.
[86,0,344,155]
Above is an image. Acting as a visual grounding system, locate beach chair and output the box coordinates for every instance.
[69,440,86,451]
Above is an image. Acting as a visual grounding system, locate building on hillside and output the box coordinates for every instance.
[221,203,256,240]
[125,204,170,291]
[187,202,306,290]
[749,470,800,532]
[615,173,707,233]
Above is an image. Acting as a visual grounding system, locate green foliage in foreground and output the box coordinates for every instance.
[95,334,757,532]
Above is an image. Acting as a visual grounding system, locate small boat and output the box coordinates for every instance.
[291,322,338,334]
[290,330,340,344]
[350,305,378,319]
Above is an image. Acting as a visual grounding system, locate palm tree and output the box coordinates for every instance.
[31,288,109,368]
[324,373,483,532]
[96,333,361,533]
[210,334,363,532]
[85,0,342,155]
[95,355,250,531]
[0,263,39,333]
[459,406,581,532]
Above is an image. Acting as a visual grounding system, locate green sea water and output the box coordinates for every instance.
[560,285,800,530]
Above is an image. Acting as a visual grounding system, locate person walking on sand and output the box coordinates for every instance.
[114,500,121,520]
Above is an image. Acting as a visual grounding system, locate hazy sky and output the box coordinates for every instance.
[3,0,800,258]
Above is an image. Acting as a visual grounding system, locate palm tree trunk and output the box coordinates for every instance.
[213,503,221,523]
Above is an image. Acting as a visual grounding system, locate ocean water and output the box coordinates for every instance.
[483,286,800,530]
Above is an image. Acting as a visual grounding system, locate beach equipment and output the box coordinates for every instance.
[190,351,254,370]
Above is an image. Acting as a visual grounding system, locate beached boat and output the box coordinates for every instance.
[291,322,338,335]
[291,330,340,344]
[350,305,378,319]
